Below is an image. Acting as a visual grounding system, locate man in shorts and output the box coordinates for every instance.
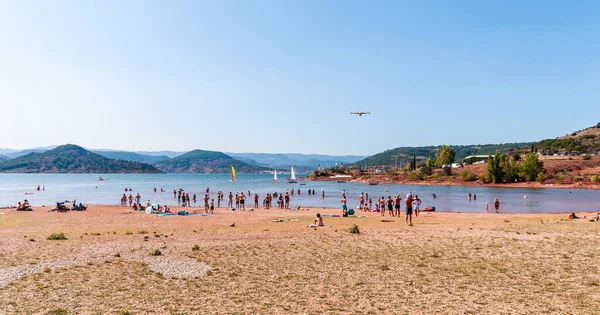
[239,193,246,210]
[405,194,414,226]
[394,195,402,217]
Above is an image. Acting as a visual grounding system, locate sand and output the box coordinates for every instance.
[1,205,599,314]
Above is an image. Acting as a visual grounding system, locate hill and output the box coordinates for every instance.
[92,150,170,164]
[155,150,267,173]
[0,154,9,162]
[0,144,163,173]
[535,123,600,154]
[353,143,533,167]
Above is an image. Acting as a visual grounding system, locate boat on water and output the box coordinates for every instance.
[337,180,347,183]
[97,177,108,181]
[272,170,279,183]
[366,180,378,185]
[286,167,297,183]
[230,166,236,182]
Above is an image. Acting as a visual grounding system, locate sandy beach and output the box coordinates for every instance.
[1,205,599,314]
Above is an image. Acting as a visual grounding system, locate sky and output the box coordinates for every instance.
[1,0,599,155]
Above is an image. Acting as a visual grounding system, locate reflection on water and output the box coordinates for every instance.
[1,173,599,214]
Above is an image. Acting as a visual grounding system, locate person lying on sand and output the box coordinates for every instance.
[569,212,580,219]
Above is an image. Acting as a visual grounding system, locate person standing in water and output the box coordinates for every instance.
[494,198,500,213]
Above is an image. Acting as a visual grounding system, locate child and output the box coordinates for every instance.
[210,199,214,214]
[375,202,380,212]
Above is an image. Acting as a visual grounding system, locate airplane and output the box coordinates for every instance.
[351,112,370,116]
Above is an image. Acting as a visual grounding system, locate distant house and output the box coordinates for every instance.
[464,155,490,163]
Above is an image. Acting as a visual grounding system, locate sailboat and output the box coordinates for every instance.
[272,170,279,183]
[230,166,236,182]
[287,167,297,183]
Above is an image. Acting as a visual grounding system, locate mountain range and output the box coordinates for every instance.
[0,147,365,171]
[2,123,598,173]
[0,144,163,173]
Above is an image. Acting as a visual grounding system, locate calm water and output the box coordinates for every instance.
[1,173,599,214]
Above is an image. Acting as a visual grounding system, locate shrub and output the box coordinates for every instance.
[460,170,478,182]
[556,173,565,184]
[192,244,200,251]
[149,249,162,256]
[582,135,596,140]
[420,166,433,176]
[582,155,592,160]
[349,224,360,234]
[433,173,441,181]
[479,174,487,183]
[47,233,67,240]
[114,253,121,258]
[536,172,546,183]
[442,166,452,176]
[592,175,600,183]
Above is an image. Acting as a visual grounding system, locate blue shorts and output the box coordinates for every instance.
[342,204,347,211]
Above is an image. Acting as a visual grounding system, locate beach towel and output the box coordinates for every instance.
[308,224,331,228]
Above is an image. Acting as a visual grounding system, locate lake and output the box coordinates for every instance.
[1,173,598,214]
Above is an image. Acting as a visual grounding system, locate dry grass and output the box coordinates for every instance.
[1,206,600,314]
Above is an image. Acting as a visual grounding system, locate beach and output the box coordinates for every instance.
[1,205,599,314]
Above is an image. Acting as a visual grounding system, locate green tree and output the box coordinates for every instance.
[436,145,455,166]
[486,151,504,184]
[503,156,520,182]
[425,157,436,168]
[519,153,544,182]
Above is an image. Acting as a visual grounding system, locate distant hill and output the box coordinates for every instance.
[536,124,600,154]
[0,144,163,173]
[155,149,267,173]
[0,148,19,155]
[4,146,59,159]
[353,143,533,167]
[0,154,9,162]
[134,150,186,158]
[227,153,366,170]
[92,150,170,164]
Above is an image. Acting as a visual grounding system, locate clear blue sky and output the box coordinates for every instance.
[1,0,599,155]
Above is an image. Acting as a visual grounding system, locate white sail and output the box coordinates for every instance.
[291,167,296,180]
[274,170,278,181]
